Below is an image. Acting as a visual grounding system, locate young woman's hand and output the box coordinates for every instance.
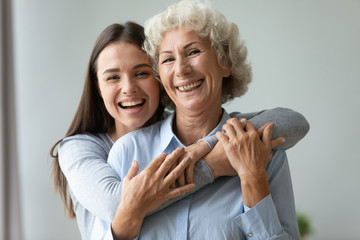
[111,147,195,240]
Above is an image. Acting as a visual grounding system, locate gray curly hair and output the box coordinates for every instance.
[143,0,252,108]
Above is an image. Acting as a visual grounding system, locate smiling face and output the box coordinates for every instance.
[96,42,160,138]
[158,27,230,115]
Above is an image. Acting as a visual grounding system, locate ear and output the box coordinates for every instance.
[222,65,231,78]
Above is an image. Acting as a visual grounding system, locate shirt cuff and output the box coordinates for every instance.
[197,135,218,150]
[193,159,215,186]
[234,195,284,239]
[104,225,139,240]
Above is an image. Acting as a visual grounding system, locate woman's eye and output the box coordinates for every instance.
[189,49,200,56]
[161,57,174,64]
[136,71,150,77]
[106,75,120,81]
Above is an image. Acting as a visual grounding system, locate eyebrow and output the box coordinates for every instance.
[133,63,152,69]
[159,41,200,55]
[102,68,120,75]
[102,63,151,75]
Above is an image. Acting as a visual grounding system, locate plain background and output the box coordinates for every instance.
[12,0,359,239]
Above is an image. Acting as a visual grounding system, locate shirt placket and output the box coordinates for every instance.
[175,195,192,240]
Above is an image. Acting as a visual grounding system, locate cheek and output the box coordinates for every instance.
[99,86,116,104]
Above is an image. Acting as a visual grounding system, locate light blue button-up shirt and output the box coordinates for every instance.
[93,110,300,240]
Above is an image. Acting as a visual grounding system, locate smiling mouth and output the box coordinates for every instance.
[177,80,203,92]
[119,99,145,109]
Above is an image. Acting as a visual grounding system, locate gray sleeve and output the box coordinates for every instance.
[59,135,120,222]
[230,107,310,149]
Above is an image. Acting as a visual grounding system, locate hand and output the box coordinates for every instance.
[216,118,272,207]
[216,118,273,178]
[183,140,212,184]
[169,141,211,187]
[111,147,195,239]
[203,140,237,179]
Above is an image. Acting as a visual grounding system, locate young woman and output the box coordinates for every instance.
[51,21,308,239]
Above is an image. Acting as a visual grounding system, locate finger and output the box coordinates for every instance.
[125,160,139,180]
[262,122,274,149]
[177,159,186,187]
[157,147,185,177]
[244,120,256,133]
[169,162,177,188]
[257,123,271,137]
[270,137,286,149]
[146,153,167,173]
[231,118,246,135]
[216,131,229,144]
[186,162,196,184]
[164,157,192,187]
[222,123,236,139]
[164,183,196,200]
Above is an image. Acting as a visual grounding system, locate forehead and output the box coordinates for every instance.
[159,27,210,51]
[97,42,151,70]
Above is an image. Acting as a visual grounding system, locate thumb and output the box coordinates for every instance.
[262,123,273,149]
[126,160,139,180]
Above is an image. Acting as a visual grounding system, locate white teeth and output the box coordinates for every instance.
[121,100,144,107]
[178,80,202,92]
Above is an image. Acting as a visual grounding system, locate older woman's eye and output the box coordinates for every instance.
[161,57,175,64]
[188,49,200,56]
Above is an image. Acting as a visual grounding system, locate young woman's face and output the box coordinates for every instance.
[97,42,160,138]
[158,27,230,114]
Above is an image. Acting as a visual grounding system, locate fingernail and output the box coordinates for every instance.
[240,118,247,122]
[132,160,136,166]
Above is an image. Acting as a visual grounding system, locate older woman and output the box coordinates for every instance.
[92,1,307,239]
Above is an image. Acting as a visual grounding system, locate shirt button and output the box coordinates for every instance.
[248,233,253,237]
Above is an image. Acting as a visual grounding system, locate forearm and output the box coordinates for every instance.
[59,138,121,222]
[231,107,310,149]
[235,151,300,239]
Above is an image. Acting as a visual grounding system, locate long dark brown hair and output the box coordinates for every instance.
[50,22,164,218]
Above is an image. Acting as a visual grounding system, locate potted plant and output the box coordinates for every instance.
[297,212,312,240]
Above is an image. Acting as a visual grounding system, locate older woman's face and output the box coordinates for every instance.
[158,27,230,113]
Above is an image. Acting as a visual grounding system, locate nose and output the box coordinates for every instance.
[175,57,192,78]
[121,76,138,94]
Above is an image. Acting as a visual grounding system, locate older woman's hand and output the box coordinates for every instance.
[216,118,273,207]
[111,147,195,240]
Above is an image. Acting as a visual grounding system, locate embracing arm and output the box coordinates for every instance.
[231,107,310,149]
[58,134,121,222]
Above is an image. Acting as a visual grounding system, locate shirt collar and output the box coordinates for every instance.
[159,109,231,151]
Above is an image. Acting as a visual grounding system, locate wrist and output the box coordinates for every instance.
[112,205,145,240]
[240,174,270,208]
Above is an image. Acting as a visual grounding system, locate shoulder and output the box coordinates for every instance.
[59,133,112,156]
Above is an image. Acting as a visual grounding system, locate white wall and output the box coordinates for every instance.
[12,0,360,239]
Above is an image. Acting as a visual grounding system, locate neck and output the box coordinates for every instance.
[174,107,223,146]
[108,124,137,142]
